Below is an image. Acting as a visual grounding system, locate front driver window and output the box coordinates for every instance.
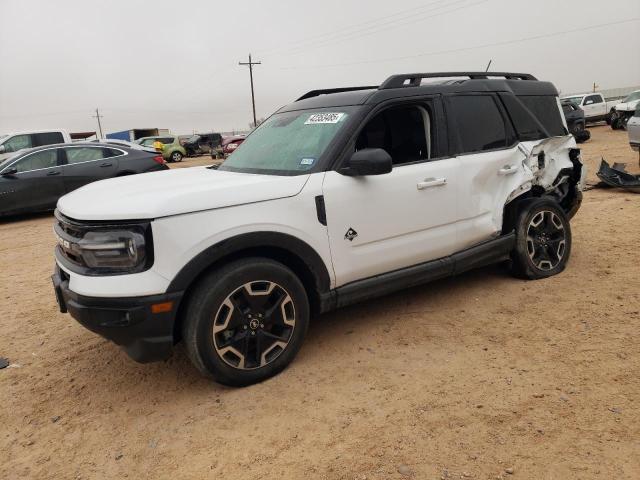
[356,105,431,165]
[16,149,58,172]
[4,134,33,153]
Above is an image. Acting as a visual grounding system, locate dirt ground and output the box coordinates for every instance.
[1,126,638,479]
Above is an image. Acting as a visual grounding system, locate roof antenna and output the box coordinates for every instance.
[485,59,492,72]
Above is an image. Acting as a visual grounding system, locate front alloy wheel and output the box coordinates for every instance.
[213,281,296,370]
[182,258,310,386]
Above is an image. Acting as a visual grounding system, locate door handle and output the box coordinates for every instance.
[47,171,61,176]
[100,163,113,167]
[498,165,518,175]
[417,177,447,190]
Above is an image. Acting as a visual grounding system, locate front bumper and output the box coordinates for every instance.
[52,266,182,363]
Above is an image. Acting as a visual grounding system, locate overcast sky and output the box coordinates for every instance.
[1,0,639,136]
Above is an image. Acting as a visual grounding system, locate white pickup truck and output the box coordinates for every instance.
[562,93,619,124]
[0,129,72,161]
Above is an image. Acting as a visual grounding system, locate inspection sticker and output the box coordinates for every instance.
[300,157,315,166]
[305,112,345,125]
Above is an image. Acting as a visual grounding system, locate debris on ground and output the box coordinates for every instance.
[596,159,640,193]
[0,357,9,369]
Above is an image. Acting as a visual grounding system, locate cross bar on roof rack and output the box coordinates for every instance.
[379,72,537,89]
[296,86,379,101]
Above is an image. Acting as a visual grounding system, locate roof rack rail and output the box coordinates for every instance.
[296,86,378,101]
[379,72,537,89]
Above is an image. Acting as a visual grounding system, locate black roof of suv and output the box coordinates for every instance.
[280,72,559,112]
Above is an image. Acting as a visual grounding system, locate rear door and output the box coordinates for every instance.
[0,148,65,214]
[62,146,121,193]
[446,94,530,250]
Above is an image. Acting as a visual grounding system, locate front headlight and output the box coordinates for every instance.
[54,211,153,275]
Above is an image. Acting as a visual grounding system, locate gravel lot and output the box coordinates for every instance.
[1,126,638,479]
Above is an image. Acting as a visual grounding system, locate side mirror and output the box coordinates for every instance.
[341,148,393,176]
[1,167,18,176]
[584,100,593,105]
[0,145,5,154]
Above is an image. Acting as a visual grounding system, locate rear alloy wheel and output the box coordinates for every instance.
[510,198,572,279]
[171,151,183,162]
[182,258,309,386]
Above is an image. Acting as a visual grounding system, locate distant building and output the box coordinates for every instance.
[106,128,170,142]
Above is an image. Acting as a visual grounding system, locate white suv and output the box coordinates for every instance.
[52,72,586,386]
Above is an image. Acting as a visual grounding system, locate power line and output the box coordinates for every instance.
[257,0,459,57]
[239,54,262,128]
[277,17,640,70]
[265,0,487,58]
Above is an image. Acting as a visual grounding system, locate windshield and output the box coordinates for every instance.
[219,109,351,175]
[564,96,584,106]
[623,91,640,103]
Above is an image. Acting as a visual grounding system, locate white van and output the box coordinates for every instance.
[0,130,72,161]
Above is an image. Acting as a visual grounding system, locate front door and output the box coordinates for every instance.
[322,100,460,287]
[0,148,65,214]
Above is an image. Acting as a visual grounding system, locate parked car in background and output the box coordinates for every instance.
[0,143,167,216]
[212,135,246,158]
[628,105,640,152]
[91,138,157,153]
[183,133,223,156]
[610,90,640,130]
[137,135,186,162]
[562,93,619,123]
[0,130,71,161]
[52,71,585,386]
[561,100,589,143]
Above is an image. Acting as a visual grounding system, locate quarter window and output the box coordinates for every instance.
[517,96,567,137]
[449,95,508,153]
[16,149,58,172]
[65,147,110,164]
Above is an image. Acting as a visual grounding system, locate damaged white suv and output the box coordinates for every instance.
[52,72,586,386]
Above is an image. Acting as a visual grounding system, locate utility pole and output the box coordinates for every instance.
[485,59,492,72]
[592,82,599,93]
[239,53,261,128]
[92,108,104,138]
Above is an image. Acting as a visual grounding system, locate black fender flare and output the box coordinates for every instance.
[166,231,332,300]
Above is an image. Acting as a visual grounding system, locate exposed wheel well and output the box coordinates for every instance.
[171,240,330,343]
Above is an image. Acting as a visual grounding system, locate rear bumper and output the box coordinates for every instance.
[52,266,182,363]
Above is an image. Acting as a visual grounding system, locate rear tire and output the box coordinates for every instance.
[182,258,310,386]
[170,151,183,162]
[510,198,572,280]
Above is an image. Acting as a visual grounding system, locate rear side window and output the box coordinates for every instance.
[517,96,567,136]
[500,94,548,141]
[159,137,174,144]
[65,147,109,164]
[33,132,64,147]
[448,95,508,153]
[16,149,58,172]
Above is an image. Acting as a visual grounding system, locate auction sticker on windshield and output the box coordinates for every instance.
[305,112,345,125]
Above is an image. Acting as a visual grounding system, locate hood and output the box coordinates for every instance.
[615,99,640,112]
[57,167,310,221]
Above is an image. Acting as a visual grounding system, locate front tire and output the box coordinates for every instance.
[182,258,310,386]
[510,198,572,280]
[170,151,183,162]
